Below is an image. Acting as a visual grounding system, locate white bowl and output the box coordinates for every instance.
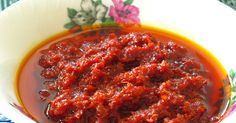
[0,0,236,122]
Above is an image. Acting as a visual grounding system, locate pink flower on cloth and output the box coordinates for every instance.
[109,0,140,24]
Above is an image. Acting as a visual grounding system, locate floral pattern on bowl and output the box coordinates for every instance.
[64,0,140,32]
[225,69,236,116]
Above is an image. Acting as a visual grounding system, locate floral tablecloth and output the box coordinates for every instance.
[0,0,235,122]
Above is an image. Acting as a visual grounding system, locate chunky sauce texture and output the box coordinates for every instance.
[18,27,229,123]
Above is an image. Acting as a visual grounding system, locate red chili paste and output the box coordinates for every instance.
[18,27,229,123]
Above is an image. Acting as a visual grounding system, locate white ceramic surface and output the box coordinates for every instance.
[0,0,236,122]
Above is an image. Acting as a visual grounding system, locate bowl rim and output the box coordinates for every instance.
[0,0,236,123]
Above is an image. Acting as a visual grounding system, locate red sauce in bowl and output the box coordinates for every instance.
[17,26,230,123]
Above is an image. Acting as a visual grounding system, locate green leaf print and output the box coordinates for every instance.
[124,0,134,5]
[64,21,77,29]
[230,69,235,81]
[67,8,78,19]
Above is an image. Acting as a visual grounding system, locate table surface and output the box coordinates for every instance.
[0,0,235,122]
